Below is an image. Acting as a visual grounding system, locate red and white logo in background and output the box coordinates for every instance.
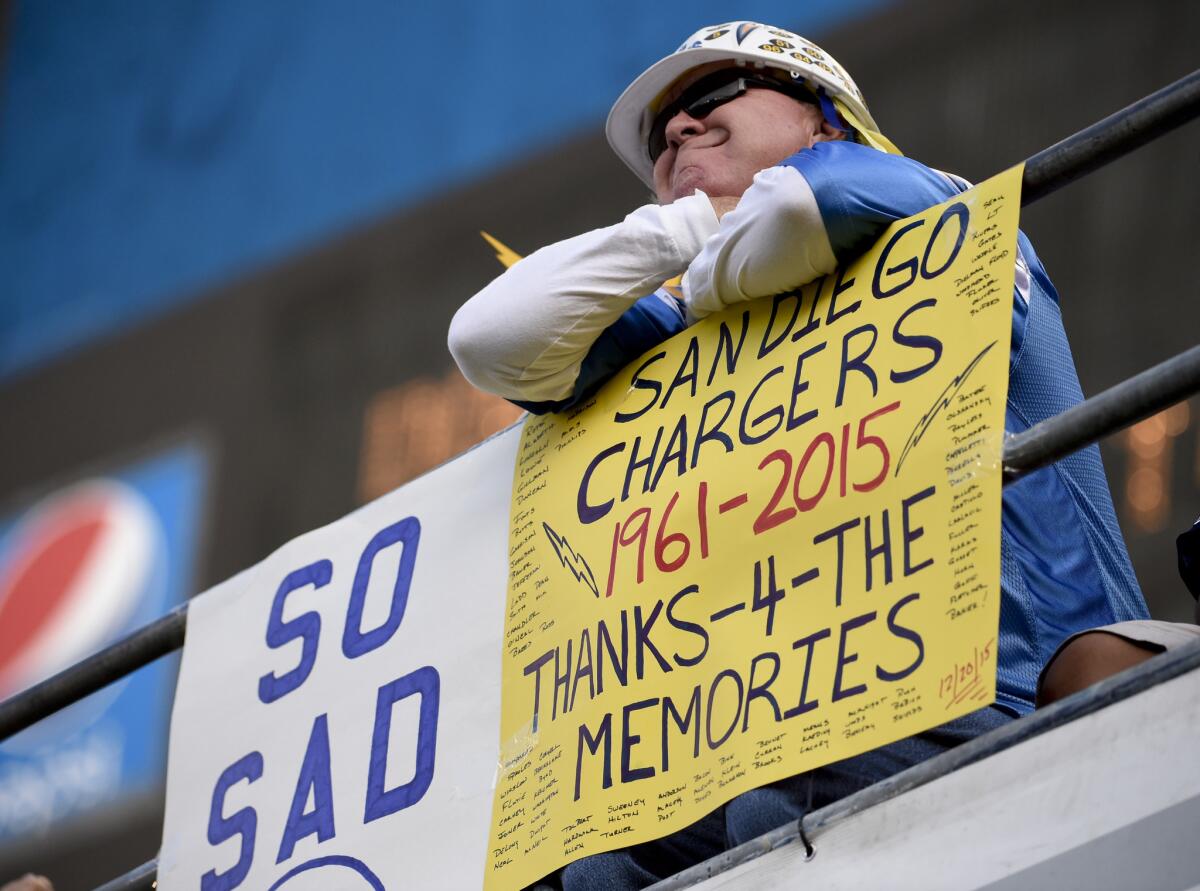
[0,480,161,701]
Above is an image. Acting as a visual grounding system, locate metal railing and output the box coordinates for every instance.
[2,66,1197,891]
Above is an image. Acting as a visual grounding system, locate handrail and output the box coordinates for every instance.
[1021,68,1200,205]
[0,604,188,742]
[1004,345,1200,483]
[92,859,157,891]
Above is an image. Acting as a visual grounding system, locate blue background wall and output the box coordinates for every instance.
[0,0,885,380]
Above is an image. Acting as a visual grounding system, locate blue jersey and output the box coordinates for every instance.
[516,141,1148,714]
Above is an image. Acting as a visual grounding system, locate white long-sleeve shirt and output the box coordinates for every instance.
[447,165,837,404]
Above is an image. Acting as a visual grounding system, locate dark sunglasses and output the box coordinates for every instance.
[647,69,818,163]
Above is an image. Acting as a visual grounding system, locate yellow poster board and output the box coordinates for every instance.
[487,166,1023,888]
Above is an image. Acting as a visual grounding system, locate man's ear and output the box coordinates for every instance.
[810,120,848,144]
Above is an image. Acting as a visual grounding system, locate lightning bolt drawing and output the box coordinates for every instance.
[480,231,523,269]
[895,340,997,477]
[542,522,600,598]
[735,22,759,44]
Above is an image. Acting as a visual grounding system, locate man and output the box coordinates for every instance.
[450,22,1149,887]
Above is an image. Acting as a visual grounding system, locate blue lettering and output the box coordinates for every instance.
[364,666,441,823]
[277,715,336,864]
[890,299,943,383]
[577,442,625,524]
[613,351,667,423]
[258,561,333,704]
[878,593,925,681]
[620,697,658,783]
[832,612,877,702]
[342,518,421,658]
[202,752,263,891]
[921,203,968,279]
[836,324,879,408]
[872,219,924,299]
[902,487,936,575]
[738,366,785,445]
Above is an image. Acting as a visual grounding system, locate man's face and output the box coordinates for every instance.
[651,64,840,204]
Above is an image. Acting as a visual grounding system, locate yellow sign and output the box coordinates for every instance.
[487,166,1023,888]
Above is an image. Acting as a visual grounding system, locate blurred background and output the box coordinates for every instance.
[0,0,1196,887]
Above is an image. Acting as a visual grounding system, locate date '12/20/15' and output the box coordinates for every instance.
[603,401,901,598]
[938,639,995,708]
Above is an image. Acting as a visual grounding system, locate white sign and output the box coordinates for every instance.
[159,427,520,890]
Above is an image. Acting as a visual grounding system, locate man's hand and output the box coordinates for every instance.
[1,876,54,891]
[708,195,739,221]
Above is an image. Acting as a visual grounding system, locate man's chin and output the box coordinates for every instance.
[672,166,707,201]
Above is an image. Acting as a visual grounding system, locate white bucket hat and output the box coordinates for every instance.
[606,22,897,188]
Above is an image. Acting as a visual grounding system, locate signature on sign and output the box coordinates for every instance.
[938,638,995,708]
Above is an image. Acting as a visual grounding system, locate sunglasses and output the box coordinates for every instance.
[647,69,818,163]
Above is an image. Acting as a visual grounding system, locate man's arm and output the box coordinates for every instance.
[683,141,965,319]
[684,165,838,318]
[448,194,719,404]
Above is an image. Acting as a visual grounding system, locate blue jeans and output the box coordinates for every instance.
[559,706,1011,890]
